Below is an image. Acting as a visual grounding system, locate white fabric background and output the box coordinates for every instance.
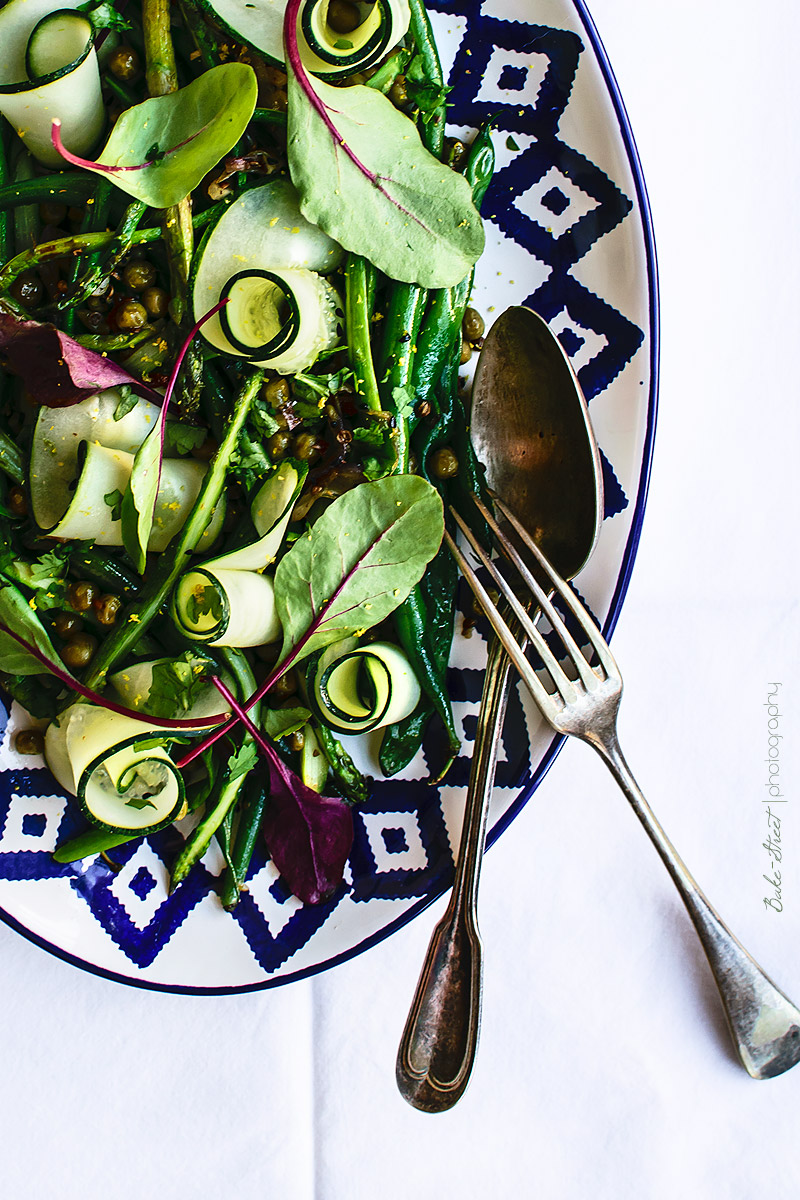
[2,1,799,1195]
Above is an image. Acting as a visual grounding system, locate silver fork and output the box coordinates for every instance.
[446,492,800,1080]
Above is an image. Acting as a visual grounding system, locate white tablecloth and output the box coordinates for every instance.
[3,1,799,1195]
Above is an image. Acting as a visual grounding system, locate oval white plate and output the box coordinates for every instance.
[0,0,657,992]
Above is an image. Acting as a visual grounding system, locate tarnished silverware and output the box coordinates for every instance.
[396,308,603,1110]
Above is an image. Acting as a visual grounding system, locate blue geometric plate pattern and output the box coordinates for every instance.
[0,0,658,991]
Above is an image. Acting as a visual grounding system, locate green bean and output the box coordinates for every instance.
[250,107,289,130]
[170,765,247,890]
[53,827,137,863]
[63,180,115,335]
[345,254,381,413]
[82,369,265,692]
[220,776,268,910]
[378,283,427,472]
[11,149,37,255]
[55,198,148,312]
[74,325,156,352]
[177,0,221,71]
[0,131,9,265]
[407,0,445,157]
[70,548,140,594]
[0,174,96,214]
[0,429,25,485]
[364,48,410,94]
[0,205,222,297]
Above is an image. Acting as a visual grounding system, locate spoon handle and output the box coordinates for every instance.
[396,634,511,1111]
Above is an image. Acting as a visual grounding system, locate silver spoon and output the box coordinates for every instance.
[396,307,604,1111]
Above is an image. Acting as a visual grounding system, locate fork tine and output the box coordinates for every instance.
[468,493,601,693]
[493,495,620,681]
[444,530,561,718]
[448,511,578,704]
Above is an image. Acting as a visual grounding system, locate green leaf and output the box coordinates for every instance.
[274,475,444,669]
[77,0,132,33]
[0,584,63,675]
[286,74,484,288]
[186,585,223,625]
[78,64,258,209]
[147,655,212,719]
[264,705,311,740]
[505,135,520,152]
[113,386,137,422]
[227,739,258,783]
[164,422,206,456]
[391,385,415,420]
[125,796,157,811]
[104,489,124,522]
[120,422,162,574]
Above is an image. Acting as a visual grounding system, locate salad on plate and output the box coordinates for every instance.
[0,0,494,908]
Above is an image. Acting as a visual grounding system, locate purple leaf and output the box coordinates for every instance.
[0,309,160,407]
[210,675,353,905]
[262,746,354,906]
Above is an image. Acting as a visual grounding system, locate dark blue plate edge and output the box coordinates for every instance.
[0,0,660,996]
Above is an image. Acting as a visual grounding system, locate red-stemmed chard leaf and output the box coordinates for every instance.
[212,676,352,905]
[120,299,226,573]
[0,585,228,730]
[50,63,257,209]
[177,474,444,768]
[282,0,484,287]
[0,308,162,408]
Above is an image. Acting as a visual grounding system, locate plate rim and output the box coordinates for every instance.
[0,0,660,994]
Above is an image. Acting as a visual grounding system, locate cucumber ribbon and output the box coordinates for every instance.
[170,459,307,647]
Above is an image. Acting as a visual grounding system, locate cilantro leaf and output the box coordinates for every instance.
[104,489,124,522]
[146,654,212,718]
[164,422,206,456]
[186,585,223,626]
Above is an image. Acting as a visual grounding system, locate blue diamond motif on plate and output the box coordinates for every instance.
[232,844,348,973]
[21,812,48,839]
[498,64,528,92]
[542,185,570,216]
[382,827,409,855]
[129,865,157,901]
[349,780,453,902]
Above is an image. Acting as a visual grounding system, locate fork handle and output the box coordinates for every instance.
[396,635,511,1111]
[592,728,800,1079]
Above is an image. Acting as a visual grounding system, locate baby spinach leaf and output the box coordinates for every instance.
[53,64,257,209]
[0,584,63,675]
[284,3,484,289]
[273,475,444,670]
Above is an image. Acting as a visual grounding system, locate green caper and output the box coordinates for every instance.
[389,75,408,108]
[288,730,305,753]
[15,729,44,756]
[10,270,43,310]
[271,669,298,700]
[460,337,472,365]
[122,259,157,292]
[114,299,148,331]
[93,593,122,626]
[60,632,98,670]
[39,201,68,226]
[53,611,82,638]
[66,580,98,612]
[294,433,324,463]
[141,285,170,318]
[263,376,291,408]
[108,45,141,82]
[267,430,292,460]
[327,0,360,33]
[463,307,485,342]
[430,446,459,479]
[8,487,27,517]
